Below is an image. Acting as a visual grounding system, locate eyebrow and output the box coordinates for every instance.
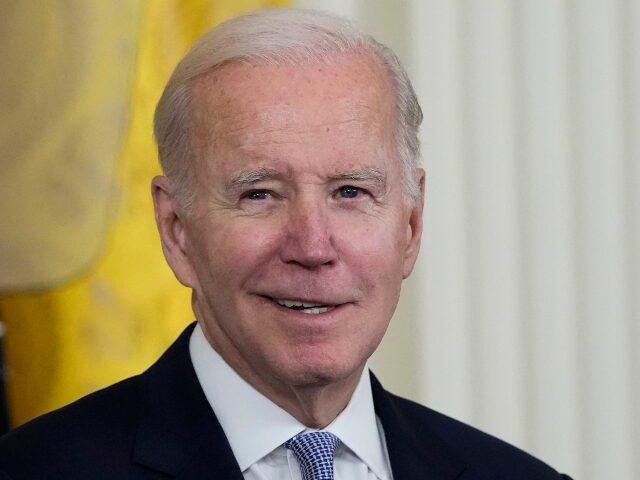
[225,167,282,194]
[225,166,388,194]
[330,167,388,192]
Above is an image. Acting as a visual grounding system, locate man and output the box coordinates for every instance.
[0,9,571,479]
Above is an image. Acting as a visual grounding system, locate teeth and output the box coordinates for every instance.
[274,299,334,314]
[301,306,333,314]
[276,299,322,308]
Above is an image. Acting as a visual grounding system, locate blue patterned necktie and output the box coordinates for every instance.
[284,431,342,480]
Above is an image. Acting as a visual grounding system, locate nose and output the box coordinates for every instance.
[280,199,337,268]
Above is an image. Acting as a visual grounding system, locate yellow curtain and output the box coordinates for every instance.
[0,0,290,427]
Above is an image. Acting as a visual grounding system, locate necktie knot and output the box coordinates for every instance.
[284,431,341,480]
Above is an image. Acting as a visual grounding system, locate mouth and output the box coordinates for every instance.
[265,297,337,315]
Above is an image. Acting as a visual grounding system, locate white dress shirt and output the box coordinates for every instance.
[189,324,393,480]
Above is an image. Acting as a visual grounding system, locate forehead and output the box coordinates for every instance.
[189,52,398,175]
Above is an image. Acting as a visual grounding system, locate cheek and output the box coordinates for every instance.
[195,219,282,283]
[348,219,407,274]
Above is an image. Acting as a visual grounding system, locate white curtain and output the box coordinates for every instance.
[299,1,639,479]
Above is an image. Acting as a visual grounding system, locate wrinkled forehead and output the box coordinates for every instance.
[188,52,398,156]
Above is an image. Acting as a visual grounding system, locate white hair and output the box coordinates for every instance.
[154,8,423,212]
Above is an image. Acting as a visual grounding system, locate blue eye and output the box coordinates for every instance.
[245,190,271,200]
[338,186,361,198]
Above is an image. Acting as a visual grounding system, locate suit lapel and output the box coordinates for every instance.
[370,372,466,480]
[132,323,244,479]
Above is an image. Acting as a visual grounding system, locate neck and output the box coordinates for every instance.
[279,373,362,428]
[196,315,364,429]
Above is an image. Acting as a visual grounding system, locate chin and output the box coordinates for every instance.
[286,372,340,388]
[273,351,365,389]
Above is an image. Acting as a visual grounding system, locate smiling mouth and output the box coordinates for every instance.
[267,297,336,315]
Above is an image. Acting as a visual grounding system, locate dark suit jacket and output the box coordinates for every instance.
[0,324,571,479]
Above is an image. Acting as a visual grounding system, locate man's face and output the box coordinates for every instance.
[158,53,423,396]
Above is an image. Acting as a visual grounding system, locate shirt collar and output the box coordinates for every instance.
[323,363,391,479]
[189,323,389,478]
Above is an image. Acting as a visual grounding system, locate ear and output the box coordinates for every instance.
[151,176,198,288]
[402,168,425,279]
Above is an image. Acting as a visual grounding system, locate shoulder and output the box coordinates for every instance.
[0,324,201,480]
[375,380,571,479]
[0,376,142,478]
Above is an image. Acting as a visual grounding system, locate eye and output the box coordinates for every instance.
[243,189,271,200]
[337,186,362,199]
